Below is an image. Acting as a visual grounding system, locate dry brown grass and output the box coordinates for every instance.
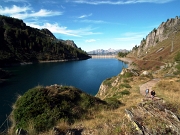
[70,108,137,134]
[145,31,180,63]
[127,31,180,71]
[66,76,151,134]
[39,130,54,135]
[7,94,22,135]
[90,27,180,134]
[26,120,36,135]
[154,78,180,115]
[55,120,70,132]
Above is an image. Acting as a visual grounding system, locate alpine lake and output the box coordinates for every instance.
[0,57,127,131]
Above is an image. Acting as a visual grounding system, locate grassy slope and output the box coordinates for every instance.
[128,31,180,71]
[8,85,122,134]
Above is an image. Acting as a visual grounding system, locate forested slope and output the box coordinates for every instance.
[0,15,90,66]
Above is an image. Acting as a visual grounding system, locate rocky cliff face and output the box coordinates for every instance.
[132,16,180,57]
[60,40,78,48]
[96,82,109,98]
[96,68,135,99]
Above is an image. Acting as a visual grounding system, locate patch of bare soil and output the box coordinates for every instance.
[134,59,164,71]
[119,57,165,71]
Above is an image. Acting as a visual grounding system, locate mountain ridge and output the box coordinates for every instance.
[0,15,90,67]
[88,48,129,55]
[131,16,180,59]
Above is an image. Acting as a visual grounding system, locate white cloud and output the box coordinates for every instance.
[78,13,92,18]
[0,5,30,14]
[30,9,62,17]
[3,0,27,2]
[26,22,102,37]
[79,19,106,24]
[0,5,100,37]
[0,5,63,19]
[85,39,96,42]
[71,0,175,5]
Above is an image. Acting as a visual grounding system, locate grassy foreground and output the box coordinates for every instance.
[8,85,122,134]
[5,69,180,135]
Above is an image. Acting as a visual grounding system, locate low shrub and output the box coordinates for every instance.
[123,79,129,83]
[104,98,122,109]
[119,83,132,88]
[103,78,113,86]
[175,63,180,74]
[11,85,111,133]
[174,52,180,62]
[122,72,134,78]
[120,90,130,96]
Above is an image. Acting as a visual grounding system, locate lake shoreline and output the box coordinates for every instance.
[0,57,91,67]
[117,57,140,70]
[117,57,133,69]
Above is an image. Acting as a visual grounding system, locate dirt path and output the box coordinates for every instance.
[140,78,160,99]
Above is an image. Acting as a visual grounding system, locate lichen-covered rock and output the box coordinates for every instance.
[125,100,180,135]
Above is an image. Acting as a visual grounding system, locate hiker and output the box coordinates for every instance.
[145,88,149,97]
[150,90,156,100]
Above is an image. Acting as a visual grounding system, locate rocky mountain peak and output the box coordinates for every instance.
[133,16,180,57]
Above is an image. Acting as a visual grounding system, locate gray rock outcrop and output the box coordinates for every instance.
[133,16,180,57]
[62,40,78,48]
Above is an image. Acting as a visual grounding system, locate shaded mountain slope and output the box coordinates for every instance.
[0,15,90,67]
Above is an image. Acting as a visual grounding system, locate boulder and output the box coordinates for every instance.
[141,71,150,76]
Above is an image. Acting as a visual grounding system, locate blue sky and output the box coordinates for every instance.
[0,0,179,52]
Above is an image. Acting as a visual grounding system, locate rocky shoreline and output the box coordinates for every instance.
[117,57,136,69]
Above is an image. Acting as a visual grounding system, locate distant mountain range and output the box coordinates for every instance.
[88,48,129,55]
